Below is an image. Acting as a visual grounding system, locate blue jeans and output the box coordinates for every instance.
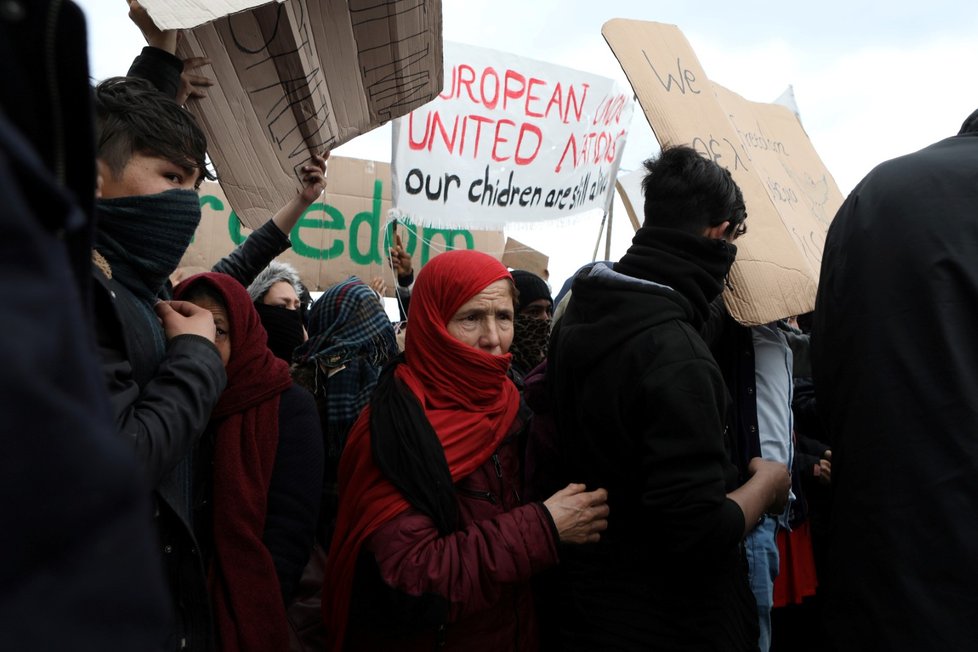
[745,516,780,652]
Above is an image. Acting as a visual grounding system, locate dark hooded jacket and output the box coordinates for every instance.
[813,129,978,651]
[545,228,756,651]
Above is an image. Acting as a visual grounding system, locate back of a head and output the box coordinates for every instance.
[641,145,746,238]
[94,77,211,184]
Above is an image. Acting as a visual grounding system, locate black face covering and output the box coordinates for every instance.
[95,188,202,359]
[614,226,737,328]
[254,302,305,363]
[95,188,202,301]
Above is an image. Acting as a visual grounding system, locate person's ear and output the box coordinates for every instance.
[703,221,730,240]
[95,159,110,198]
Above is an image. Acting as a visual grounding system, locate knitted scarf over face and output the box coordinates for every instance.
[292,277,399,457]
[614,226,737,329]
[95,188,201,359]
[322,250,521,651]
[174,272,293,652]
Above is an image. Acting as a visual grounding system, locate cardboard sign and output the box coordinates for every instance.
[174,0,443,230]
[603,19,844,325]
[139,0,281,30]
[500,237,550,281]
[179,156,505,292]
[391,41,634,228]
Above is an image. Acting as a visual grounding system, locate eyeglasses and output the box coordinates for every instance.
[729,221,747,240]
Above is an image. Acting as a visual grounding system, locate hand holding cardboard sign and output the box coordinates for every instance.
[127,0,177,54]
[299,152,329,204]
[270,152,328,237]
[176,57,214,105]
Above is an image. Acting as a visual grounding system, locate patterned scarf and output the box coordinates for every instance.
[510,314,552,377]
[174,273,293,652]
[292,277,398,457]
[95,188,201,359]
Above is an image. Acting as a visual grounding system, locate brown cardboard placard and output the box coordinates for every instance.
[139,0,280,30]
[602,19,844,325]
[179,156,504,293]
[501,237,550,281]
[174,0,443,230]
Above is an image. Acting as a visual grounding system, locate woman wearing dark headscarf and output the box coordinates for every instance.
[292,276,400,544]
[173,272,324,652]
[321,250,609,651]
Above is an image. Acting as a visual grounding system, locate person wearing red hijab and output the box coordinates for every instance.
[173,272,324,652]
[321,250,609,651]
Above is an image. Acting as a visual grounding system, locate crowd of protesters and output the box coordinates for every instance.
[4,1,978,651]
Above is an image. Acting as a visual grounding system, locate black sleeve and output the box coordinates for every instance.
[211,220,291,288]
[0,113,170,651]
[264,384,325,603]
[127,46,183,99]
[96,317,227,487]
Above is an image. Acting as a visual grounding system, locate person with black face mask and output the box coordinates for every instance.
[542,145,790,652]
[92,72,328,651]
[247,261,308,363]
[508,269,553,379]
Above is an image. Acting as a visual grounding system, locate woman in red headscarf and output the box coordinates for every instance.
[173,272,324,652]
[322,250,609,651]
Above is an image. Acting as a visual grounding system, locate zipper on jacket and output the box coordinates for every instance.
[491,453,503,479]
[457,486,498,505]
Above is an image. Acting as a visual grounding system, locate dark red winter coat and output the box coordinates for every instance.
[343,431,559,651]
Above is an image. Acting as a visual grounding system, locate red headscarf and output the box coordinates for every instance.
[322,250,521,650]
[173,272,293,652]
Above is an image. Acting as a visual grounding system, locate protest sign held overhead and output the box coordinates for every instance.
[167,0,443,230]
[179,156,504,291]
[392,41,635,229]
[137,0,282,29]
[603,19,845,326]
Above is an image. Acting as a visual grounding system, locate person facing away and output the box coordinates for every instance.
[321,250,610,652]
[811,110,978,652]
[545,145,790,651]
[174,272,324,652]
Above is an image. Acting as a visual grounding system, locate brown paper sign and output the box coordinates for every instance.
[175,0,444,230]
[602,19,844,325]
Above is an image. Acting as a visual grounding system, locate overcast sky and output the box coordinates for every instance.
[74,0,978,287]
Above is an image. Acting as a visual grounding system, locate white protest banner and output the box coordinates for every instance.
[603,19,845,325]
[175,0,444,230]
[391,41,634,228]
[138,0,282,30]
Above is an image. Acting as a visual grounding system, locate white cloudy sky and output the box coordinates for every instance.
[74,0,978,287]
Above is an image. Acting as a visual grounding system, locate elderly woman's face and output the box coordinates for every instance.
[446,279,515,356]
